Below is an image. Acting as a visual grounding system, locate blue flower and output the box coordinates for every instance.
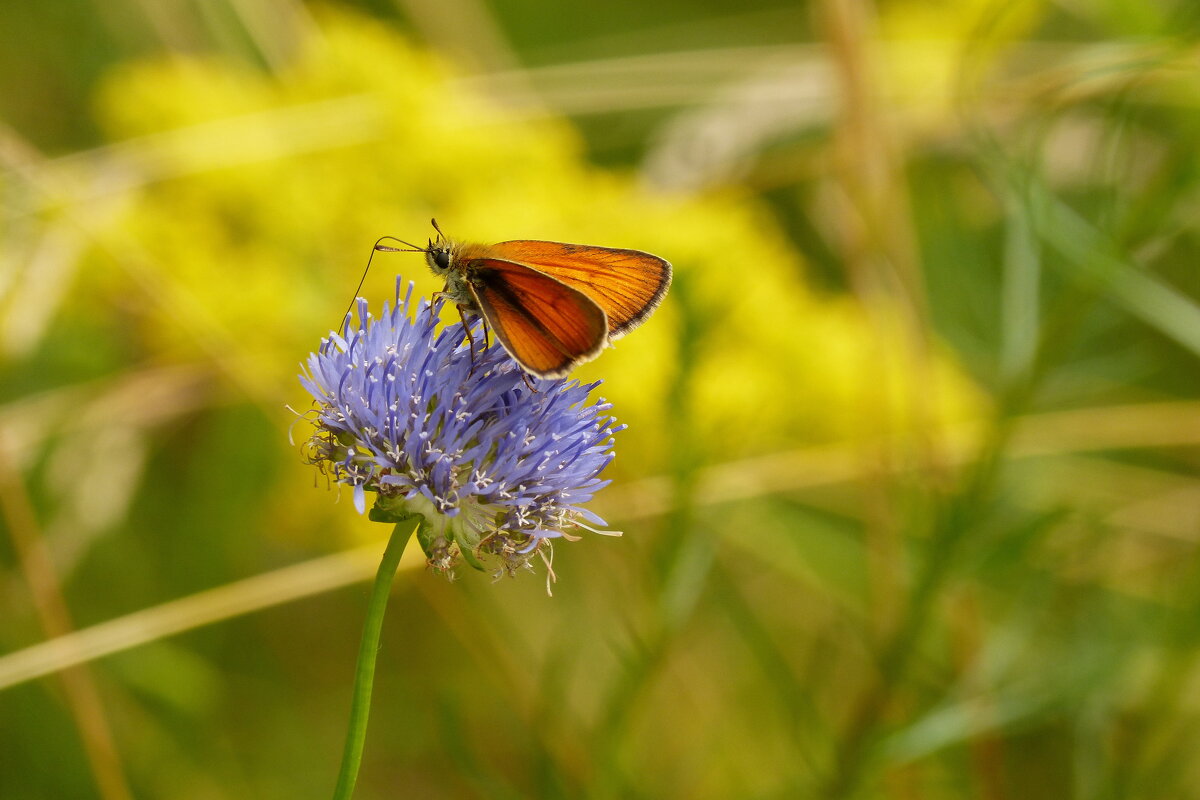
[299,279,623,580]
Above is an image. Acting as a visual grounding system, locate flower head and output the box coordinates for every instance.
[299,279,622,580]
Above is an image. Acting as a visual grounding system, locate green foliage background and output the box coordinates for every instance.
[2,1,1199,798]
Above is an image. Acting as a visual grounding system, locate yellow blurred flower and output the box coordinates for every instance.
[78,9,983,490]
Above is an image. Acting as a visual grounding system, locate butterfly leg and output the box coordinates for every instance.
[431,290,450,320]
[455,303,479,373]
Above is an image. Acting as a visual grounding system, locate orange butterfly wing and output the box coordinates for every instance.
[484,240,671,339]
[466,258,608,378]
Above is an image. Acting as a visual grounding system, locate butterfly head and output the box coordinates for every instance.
[424,218,455,275]
[425,242,453,274]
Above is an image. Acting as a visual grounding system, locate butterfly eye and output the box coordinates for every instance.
[431,249,451,272]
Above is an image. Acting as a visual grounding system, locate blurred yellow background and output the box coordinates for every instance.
[2,1,1199,798]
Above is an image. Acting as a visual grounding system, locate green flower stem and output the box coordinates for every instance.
[332,521,415,800]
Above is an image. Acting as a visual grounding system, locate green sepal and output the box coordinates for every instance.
[450,527,487,572]
[367,494,487,571]
[367,493,411,524]
[368,496,432,554]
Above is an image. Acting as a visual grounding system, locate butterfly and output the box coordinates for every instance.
[375,220,672,379]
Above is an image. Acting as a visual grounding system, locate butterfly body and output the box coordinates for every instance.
[413,223,671,378]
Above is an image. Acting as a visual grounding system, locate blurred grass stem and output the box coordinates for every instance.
[0,436,134,800]
[332,520,415,800]
[822,0,946,646]
[588,273,712,798]
[0,401,1195,695]
[825,419,1015,798]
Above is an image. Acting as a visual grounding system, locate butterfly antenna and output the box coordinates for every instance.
[373,235,426,253]
[336,236,425,333]
[430,217,446,241]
